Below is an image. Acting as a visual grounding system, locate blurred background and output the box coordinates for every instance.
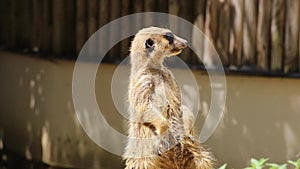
[0,0,300,169]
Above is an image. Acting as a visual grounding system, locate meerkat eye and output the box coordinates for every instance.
[164,32,174,44]
[145,38,154,49]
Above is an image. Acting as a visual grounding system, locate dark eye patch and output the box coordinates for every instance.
[164,32,174,44]
[145,38,154,49]
[145,38,154,53]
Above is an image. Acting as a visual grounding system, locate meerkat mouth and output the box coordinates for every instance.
[172,39,187,55]
[171,42,187,55]
[171,49,183,55]
[163,32,187,56]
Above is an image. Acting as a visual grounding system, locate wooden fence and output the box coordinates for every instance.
[0,0,299,75]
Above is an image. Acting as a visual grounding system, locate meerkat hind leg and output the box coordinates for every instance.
[125,157,170,169]
[175,137,214,169]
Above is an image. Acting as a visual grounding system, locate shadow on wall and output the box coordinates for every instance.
[201,75,300,168]
[0,51,123,169]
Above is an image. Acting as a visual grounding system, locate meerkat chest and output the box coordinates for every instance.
[129,68,181,108]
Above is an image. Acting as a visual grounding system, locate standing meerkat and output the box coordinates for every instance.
[123,27,214,169]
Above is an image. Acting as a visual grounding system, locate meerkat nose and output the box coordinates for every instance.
[175,37,188,49]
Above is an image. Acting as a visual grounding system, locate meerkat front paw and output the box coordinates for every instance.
[158,139,170,155]
[151,117,169,135]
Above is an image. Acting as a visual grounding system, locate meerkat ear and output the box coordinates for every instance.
[145,38,154,49]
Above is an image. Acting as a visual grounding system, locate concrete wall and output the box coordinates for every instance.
[0,51,299,168]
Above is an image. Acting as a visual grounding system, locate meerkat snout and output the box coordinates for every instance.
[170,36,187,56]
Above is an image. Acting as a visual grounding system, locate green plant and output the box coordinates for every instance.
[218,163,228,169]
[217,157,300,169]
[288,158,300,169]
[244,158,269,169]
[266,163,287,169]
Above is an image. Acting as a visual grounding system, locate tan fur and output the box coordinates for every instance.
[124,27,214,169]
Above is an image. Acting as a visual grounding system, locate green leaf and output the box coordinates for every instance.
[288,160,297,167]
[278,164,287,169]
[259,158,269,165]
[251,158,259,166]
[250,158,259,168]
[288,158,300,169]
[218,163,228,169]
[249,158,268,169]
[266,163,287,169]
[266,163,279,169]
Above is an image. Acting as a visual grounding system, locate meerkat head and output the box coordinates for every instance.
[130,27,187,70]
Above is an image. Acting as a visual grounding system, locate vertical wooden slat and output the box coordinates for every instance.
[168,0,179,33]
[157,0,169,13]
[76,0,87,54]
[123,0,144,61]
[120,0,130,60]
[0,0,4,44]
[40,0,52,53]
[229,0,244,68]
[156,0,169,26]
[217,0,230,66]
[192,0,206,67]
[243,0,257,66]
[177,0,194,64]
[98,0,110,58]
[0,0,4,43]
[32,0,41,52]
[203,0,220,68]
[256,0,272,71]
[193,0,206,32]
[270,0,285,72]
[205,0,219,45]
[284,0,299,73]
[65,0,76,57]
[0,0,15,45]
[87,0,98,58]
[108,0,121,62]
[299,1,300,73]
[144,0,156,26]
[9,0,16,46]
[15,0,32,48]
[133,0,144,30]
[53,0,65,55]
[99,0,109,27]
[109,0,121,24]
[88,0,98,37]
[9,0,18,47]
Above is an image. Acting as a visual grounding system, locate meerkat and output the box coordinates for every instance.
[123,27,214,169]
